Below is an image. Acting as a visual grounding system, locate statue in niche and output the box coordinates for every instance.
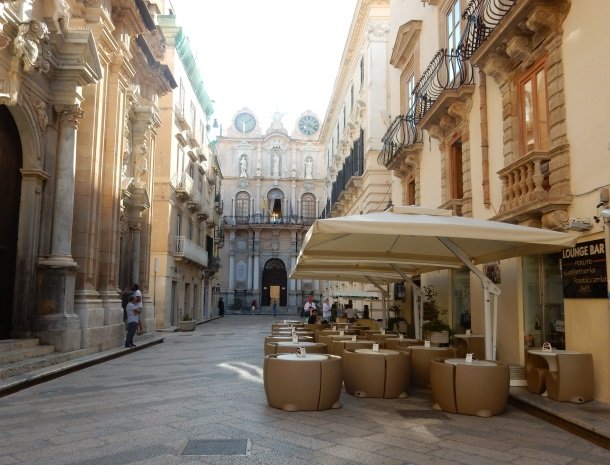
[134,141,148,187]
[305,158,313,179]
[239,155,247,177]
[122,137,131,178]
[273,152,280,177]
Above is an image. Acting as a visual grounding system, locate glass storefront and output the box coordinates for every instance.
[523,253,565,350]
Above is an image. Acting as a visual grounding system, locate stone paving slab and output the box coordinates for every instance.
[0,315,608,465]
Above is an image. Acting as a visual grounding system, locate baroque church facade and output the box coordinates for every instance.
[215,110,324,312]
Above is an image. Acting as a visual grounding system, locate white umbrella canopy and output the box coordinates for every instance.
[296,206,580,359]
[300,206,578,266]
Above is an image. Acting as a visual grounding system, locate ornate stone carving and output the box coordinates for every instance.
[133,141,148,188]
[57,104,84,129]
[505,35,532,66]
[0,64,21,105]
[482,52,512,85]
[367,22,390,39]
[25,93,49,129]
[13,20,51,74]
[541,209,569,231]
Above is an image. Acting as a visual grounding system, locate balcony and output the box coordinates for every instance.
[222,214,315,228]
[186,129,199,148]
[171,172,193,201]
[494,148,571,224]
[214,227,224,248]
[187,191,201,212]
[208,256,220,272]
[459,0,569,79]
[413,48,475,134]
[172,236,208,267]
[378,111,423,171]
[214,199,223,215]
[174,103,190,132]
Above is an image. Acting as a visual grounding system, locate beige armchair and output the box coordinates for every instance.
[526,353,549,394]
[342,349,410,398]
[264,354,343,411]
[454,362,510,417]
[545,353,594,403]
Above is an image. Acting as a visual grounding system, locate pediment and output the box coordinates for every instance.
[390,20,422,69]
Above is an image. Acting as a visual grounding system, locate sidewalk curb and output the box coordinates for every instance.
[0,335,165,398]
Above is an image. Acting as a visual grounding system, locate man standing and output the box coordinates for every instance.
[322,298,331,323]
[272,300,277,317]
[218,297,224,317]
[132,284,143,334]
[125,294,140,348]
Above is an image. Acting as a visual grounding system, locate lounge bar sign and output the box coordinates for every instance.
[561,239,607,298]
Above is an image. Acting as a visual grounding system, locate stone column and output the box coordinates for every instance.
[253,229,260,292]
[247,231,253,290]
[228,231,235,291]
[35,105,84,352]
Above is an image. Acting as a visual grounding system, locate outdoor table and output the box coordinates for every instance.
[330,340,376,356]
[453,334,485,360]
[264,354,342,411]
[383,338,424,350]
[355,348,399,355]
[271,341,327,354]
[410,346,457,387]
[342,348,410,398]
[527,349,593,402]
[430,357,510,417]
[264,336,314,355]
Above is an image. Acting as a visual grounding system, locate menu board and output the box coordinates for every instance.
[561,239,607,298]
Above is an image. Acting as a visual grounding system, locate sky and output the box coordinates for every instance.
[172,0,359,134]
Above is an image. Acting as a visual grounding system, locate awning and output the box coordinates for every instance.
[331,291,380,300]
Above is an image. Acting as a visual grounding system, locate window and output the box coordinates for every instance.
[450,139,463,200]
[446,0,461,81]
[190,101,196,132]
[406,178,416,206]
[360,57,365,85]
[176,212,182,237]
[447,0,461,52]
[267,188,284,223]
[178,78,185,114]
[235,191,250,224]
[187,219,193,240]
[517,58,549,154]
[301,193,316,223]
[407,74,416,110]
[350,84,354,109]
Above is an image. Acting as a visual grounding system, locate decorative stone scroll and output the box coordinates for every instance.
[13,20,51,74]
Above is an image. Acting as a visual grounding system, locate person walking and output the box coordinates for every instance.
[272,300,277,317]
[251,299,257,316]
[322,298,331,323]
[124,294,140,348]
[131,283,143,334]
[218,297,224,317]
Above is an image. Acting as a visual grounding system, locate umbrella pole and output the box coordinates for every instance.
[366,276,389,329]
[390,264,423,339]
[439,238,501,360]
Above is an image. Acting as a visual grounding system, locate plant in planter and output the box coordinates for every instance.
[387,304,407,332]
[179,313,196,331]
[421,285,451,343]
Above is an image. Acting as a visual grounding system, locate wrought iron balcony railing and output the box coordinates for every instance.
[459,0,515,60]
[413,48,475,124]
[222,214,317,227]
[378,110,422,167]
[171,172,194,200]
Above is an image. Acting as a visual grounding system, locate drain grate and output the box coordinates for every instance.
[397,409,450,420]
[182,439,250,456]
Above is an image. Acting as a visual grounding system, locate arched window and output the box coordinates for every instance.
[266,188,285,223]
[301,193,316,224]
[235,191,250,224]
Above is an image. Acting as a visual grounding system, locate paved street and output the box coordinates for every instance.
[1,315,609,465]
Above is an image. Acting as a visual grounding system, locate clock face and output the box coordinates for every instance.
[234,112,256,133]
[298,115,319,135]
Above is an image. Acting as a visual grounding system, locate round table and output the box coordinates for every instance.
[277,353,327,361]
[410,346,457,387]
[355,348,399,355]
[445,358,497,366]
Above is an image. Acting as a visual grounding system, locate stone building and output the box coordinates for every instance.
[152,11,222,328]
[316,0,394,307]
[376,0,610,401]
[216,110,324,312]
[0,1,175,353]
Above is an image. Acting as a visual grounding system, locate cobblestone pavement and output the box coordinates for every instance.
[1,315,609,465]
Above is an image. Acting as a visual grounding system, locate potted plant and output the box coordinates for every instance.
[387,304,407,332]
[421,285,451,344]
[179,312,196,331]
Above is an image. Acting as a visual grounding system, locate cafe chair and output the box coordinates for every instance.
[526,353,549,394]
[342,349,410,398]
[411,347,457,387]
[355,319,380,330]
[454,361,510,417]
[545,353,594,403]
[430,358,457,413]
[264,354,342,411]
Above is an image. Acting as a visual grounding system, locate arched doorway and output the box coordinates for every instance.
[261,258,287,306]
[0,105,23,338]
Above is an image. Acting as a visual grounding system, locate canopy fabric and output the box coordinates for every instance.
[300,206,578,266]
[294,206,580,359]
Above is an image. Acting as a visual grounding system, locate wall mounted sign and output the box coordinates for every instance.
[561,239,607,298]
